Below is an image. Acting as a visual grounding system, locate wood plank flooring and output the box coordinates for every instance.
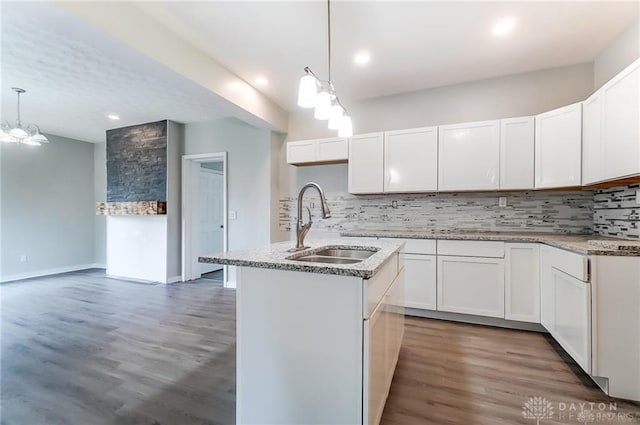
[1,269,638,425]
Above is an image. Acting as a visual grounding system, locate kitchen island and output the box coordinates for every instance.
[200,238,405,425]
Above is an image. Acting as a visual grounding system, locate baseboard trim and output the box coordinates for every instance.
[167,275,182,284]
[224,280,237,289]
[1,264,98,283]
[91,263,106,269]
[405,307,546,332]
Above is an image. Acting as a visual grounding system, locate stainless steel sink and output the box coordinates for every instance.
[314,248,376,260]
[288,246,378,264]
[293,255,362,264]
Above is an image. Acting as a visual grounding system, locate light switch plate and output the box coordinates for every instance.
[229,211,238,220]
[499,197,507,208]
[19,255,27,263]
[636,189,640,205]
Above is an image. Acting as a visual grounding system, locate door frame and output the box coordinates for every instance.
[182,152,228,285]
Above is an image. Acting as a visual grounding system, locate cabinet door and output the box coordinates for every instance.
[348,133,384,194]
[363,299,388,425]
[535,103,582,188]
[500,117,535,190]
[401,253,436,310]
[602,58,640,180]
[505,243,540,323]
[286,140,317,164]
[550,268,592,374]
[317,137,348,162]
[385,269,405,380]
[582,92,604,185]
[438,120,500,191]
[539,246,554,332]
[437,256,505,318]
[384,127,438,192]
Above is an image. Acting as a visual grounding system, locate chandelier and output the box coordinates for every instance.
[297,0,353,137]
[1,88,49,146]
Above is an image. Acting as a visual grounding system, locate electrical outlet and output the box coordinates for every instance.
[391,200,398,209]
[19,255,27,263]
[636,189,640,205]
[499,197,507,208]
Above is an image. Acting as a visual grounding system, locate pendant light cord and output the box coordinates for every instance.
[16,91,21,126]
[327,0,331,84]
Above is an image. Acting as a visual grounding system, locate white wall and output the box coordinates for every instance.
[1,134,96,281]
[594,19,640,89]
[166,121,183,280]
[94,142,106,266]
[184,118,274,250]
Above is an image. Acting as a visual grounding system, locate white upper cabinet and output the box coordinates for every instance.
[601,58,640,181]
[286,137,348,165]
[500,117,535,190]
[582,91,604,185]
[348,132,385,194]
[438,120,500,191]
[384,127,438,193]
[535,102,582,189]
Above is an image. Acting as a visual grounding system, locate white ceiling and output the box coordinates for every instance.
[1,2,241,143]
[136,1,639,111]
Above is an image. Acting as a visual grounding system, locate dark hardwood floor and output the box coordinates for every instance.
[1,269,638,425]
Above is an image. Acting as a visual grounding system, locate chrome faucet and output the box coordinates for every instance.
[293,182,331,250]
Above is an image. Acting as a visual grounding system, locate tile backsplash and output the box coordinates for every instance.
[593,184,639,240]
[280,191,594,234]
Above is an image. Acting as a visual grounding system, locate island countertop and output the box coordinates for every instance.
[198,238,405,279]
[340,230,640,256]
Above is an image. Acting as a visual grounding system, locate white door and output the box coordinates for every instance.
[534,102,582,188]
[505,243,540,323]
[582,92,604,185]
[437,255,505,318]
[550,268,592,374]
[401,253,437,310]
[500,117,535,190]
[348,132,384,194]
[199,168,224,274]
[602,58,640,181]
[438,120,500,191]
[384,127,438,192]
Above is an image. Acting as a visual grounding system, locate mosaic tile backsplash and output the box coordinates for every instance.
[279,191,595,234]
[593,184,639,240]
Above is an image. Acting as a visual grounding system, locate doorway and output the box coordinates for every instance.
[182,153,228,285]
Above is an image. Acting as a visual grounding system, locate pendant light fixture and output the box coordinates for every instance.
[296,0,353,137]
[1,88,49,146]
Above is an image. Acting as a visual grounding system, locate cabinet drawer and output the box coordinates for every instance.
[438,240,505,258]
[364,255,398,319]
[548,246,589,281]
[382,238,436,255]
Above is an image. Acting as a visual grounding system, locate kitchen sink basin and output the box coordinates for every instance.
[288,246,379,265]
[292,255,362,264]
[313,248,377,260]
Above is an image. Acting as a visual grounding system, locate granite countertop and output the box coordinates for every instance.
[340,230,640,257]
[199,238,405,279]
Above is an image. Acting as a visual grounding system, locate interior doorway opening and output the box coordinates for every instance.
[182,153,228,285]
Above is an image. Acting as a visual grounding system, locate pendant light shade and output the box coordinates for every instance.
[328,104,344,130]
[297,74,317,108]
[1,88,49,146]
[338,115,353,137]
[9,126,27,138]
[314,91,332,120]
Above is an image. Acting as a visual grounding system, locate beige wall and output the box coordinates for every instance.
[594,19,640,89]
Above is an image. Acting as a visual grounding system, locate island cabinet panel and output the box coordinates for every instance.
[383,127,438,193]
[534,102,583,188]
[438,120,500,191]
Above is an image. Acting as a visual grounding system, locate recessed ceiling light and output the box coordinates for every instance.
[354,51,371,66]
[107,114,120,120]
[254,77,269,86]
[492,18,516,37]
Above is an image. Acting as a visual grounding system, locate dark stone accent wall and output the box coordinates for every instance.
[106,120,167,202]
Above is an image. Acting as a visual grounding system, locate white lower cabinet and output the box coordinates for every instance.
[549,268,592,374]
[505,243,540,323]
[437,255,505,318]
[539,245,555,331]
[401,253,436,310]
